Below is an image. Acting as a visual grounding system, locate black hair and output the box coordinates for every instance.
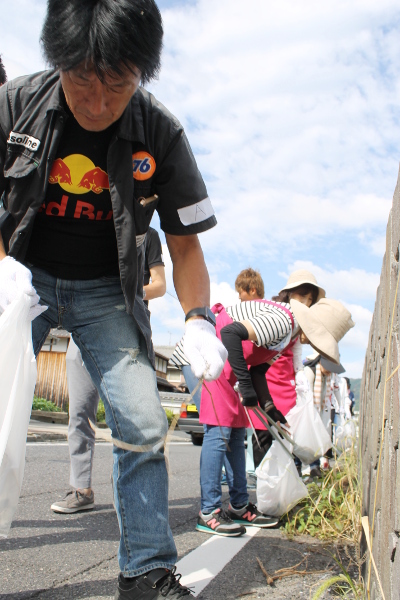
[41,0,163,84]
[271,283,319,306]
[344,377,351,387]
[0,56,7,86]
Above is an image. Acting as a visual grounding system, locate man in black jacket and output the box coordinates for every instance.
[0,2,227,598]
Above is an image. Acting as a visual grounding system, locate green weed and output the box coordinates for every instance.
[96,399,106,422]
[95,401,175,426]
[282,445,361,544]
[164,409,175,426]
[32,396,62,412]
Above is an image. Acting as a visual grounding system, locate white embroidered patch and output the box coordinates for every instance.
[136,233,147,247]
[8,131,41,152]
[177,197,214,226]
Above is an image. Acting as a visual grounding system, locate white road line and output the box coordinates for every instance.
[176,527,260,596]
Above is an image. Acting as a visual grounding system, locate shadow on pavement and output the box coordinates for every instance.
[0,508,119,552]
[0,578,116,599]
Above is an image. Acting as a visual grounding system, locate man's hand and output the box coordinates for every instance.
[183,319,228,381]
[0,256,47,321]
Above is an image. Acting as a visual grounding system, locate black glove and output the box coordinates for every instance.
[266,406,287,425]
[250,363,287,423]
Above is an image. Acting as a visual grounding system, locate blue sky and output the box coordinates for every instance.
[2,0,399,377]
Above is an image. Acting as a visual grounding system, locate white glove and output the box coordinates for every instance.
[183,319,228,381]
[295,369,310,394]
[0,256,48,321]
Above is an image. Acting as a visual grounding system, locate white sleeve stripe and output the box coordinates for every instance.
[177,197,214,226]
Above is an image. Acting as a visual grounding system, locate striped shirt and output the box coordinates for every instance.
[170,301,298,367]
[225,301,297,349]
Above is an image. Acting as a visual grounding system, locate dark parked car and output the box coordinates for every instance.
[178,401,204,445]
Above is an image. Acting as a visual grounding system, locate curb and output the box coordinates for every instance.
[27,432,68,443]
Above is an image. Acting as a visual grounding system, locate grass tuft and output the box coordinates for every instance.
[32,396,62,412]
[282,444,361,545]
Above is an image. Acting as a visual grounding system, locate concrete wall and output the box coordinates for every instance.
[360,169,400,599]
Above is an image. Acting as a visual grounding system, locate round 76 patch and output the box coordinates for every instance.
[132,151,156,181]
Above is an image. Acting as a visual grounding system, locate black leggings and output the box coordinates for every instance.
[252,429,273,469]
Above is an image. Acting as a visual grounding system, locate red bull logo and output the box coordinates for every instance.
[48,154,109,195]
[48,159,72,185]
[78,167,109,194]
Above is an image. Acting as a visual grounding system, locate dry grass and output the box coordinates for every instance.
[279,441,366,597]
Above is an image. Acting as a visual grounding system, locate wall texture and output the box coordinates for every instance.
[360,170,400,600]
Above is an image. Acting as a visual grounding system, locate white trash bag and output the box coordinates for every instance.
[334,419,356,453]
[0,293,37,537]
[255,434,308,517]
[286,387,332,465]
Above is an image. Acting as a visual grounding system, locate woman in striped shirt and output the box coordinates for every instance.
[172,281,354,537]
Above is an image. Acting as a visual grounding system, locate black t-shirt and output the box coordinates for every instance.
[143,226,164,307]
[26,108,119,279]
[144,227,164,286]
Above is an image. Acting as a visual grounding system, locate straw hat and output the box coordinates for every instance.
[280,269,325,301]
[290,298,355,364]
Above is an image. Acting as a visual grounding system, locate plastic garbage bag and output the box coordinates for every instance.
[285,387,332,464]
[334,419,356,453]
[255,434,308,517]
[0,293,37,537]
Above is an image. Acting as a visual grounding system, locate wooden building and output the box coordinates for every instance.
[35,334,183,410]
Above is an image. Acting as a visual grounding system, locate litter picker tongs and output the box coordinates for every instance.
[243,405,295,460]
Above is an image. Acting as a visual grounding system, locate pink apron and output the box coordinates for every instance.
[266,338,298,417]
[199,302,294,428]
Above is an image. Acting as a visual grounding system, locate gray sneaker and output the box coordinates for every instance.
[51,490,95,514]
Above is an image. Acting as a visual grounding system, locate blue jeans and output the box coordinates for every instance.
[181,365,235,488]
[200,425,248,514]
[30,267,176,577]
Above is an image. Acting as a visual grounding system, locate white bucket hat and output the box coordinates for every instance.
[280,269,325,302]
[290,298,355,364]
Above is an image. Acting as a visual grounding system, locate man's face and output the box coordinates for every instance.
[60,64,141,131]
[238,287,260,302]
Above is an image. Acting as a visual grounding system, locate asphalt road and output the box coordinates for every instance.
[0,434,338,599]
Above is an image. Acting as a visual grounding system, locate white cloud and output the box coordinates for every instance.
[1,1,47,80]
[343,360,367,380]
[2,0,394,374]
[148,0,399,260]
[340,303,373,351]
[210,281,238,307]
[358,232,387,257]
[283,260,380,303]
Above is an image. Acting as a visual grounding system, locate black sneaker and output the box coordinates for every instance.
[196,507,246,536]
[309,466,323,479]
[226,502,279,528]
[115,567,193,599]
